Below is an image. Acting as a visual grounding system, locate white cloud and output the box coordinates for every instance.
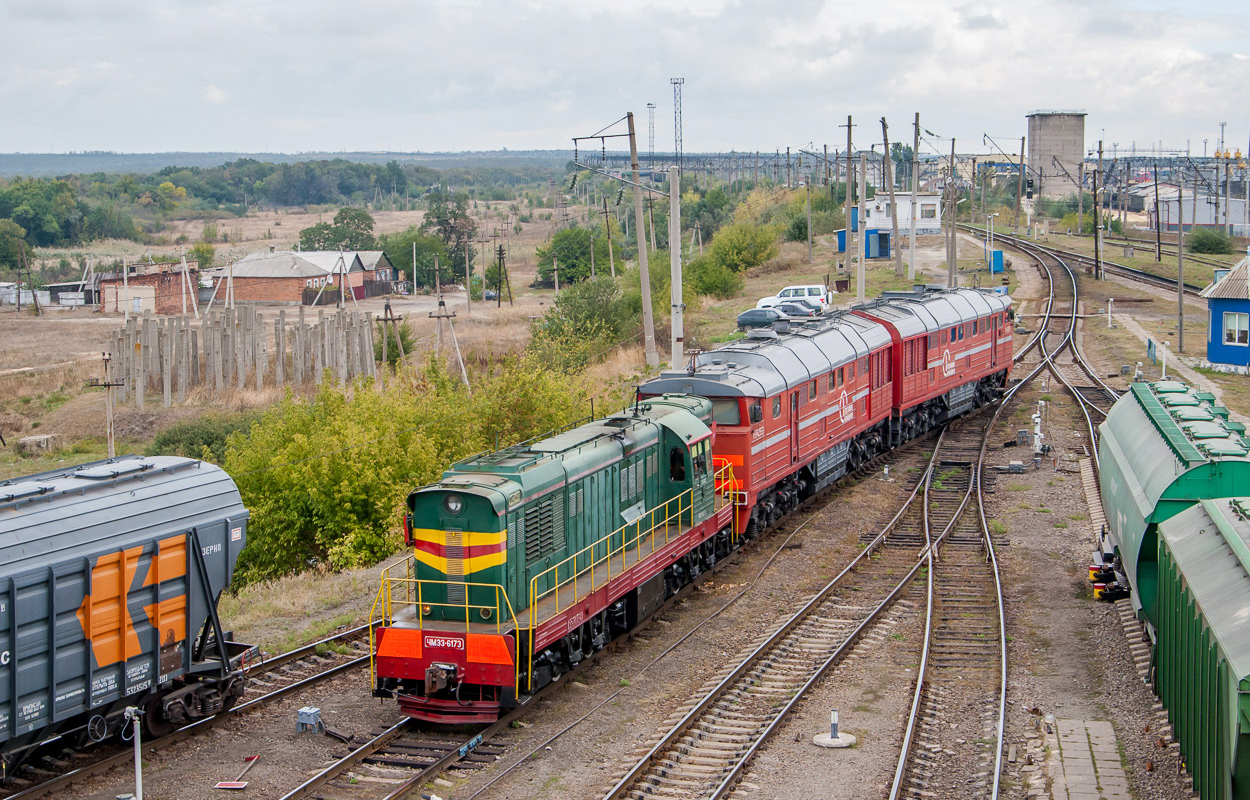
[0,0,1245,154]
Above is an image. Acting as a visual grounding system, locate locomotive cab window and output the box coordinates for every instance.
[749,400,763,423]
[711,397,741,426]
[772,396,782,418]
[693,441,708,476]
[669,448,687,482]
[809,380,818,400]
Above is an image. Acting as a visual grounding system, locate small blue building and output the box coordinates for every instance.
[1200,256,1250,371]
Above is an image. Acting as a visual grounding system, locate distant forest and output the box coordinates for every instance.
[0,155,565,271]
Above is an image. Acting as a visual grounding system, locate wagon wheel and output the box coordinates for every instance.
[142,694,176,739]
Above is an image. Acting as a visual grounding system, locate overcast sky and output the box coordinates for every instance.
[2,0,1248,159]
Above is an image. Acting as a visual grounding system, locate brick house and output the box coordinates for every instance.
[100,261,199,314]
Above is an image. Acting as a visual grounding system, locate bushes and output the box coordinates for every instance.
[223,358,592,585]
[530,277,638,371]
[1187,227,1234,254]
[706,222,779,273]
[687,254,744,299]
[148,412,261,463]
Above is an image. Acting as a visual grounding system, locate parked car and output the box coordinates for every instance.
[736,307,787,330]
[775,302,817,318]
[757,284,835,310]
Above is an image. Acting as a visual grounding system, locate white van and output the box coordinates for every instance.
[757,284,835,310]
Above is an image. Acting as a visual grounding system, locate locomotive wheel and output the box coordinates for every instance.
[142,694,176,739]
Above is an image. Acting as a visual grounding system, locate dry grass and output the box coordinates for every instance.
[217,559,408,654]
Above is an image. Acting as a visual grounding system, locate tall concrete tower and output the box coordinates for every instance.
[1027,111,1086,198]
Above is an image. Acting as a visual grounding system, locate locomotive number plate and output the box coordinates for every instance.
[424,636,464,650]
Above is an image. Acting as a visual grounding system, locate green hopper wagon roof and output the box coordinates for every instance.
[1158,498,1250,687]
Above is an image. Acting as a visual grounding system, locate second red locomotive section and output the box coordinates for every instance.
[370,285,1013,723]
[641,285,1014,540]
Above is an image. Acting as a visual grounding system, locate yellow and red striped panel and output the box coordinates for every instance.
[411,528,507,575]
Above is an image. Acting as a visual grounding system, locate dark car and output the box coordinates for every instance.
[737,307,786,329]
[788,298,825,314]
[775,302,817,318]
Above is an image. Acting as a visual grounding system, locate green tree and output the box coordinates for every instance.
[378,226,452,289]
[706,222,779,272]
[0,219,27,271]
[422,191,478,280]
[298,207,377,251]
[529,277,638,372]
[331,207,377,249]
[189,241,215,269]
[535,227,611,285]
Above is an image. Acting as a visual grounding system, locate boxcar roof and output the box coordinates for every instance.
[0,455,246,572]
[1158,497,1250,681]
[856,286,1013,337]
[642,310,890,398]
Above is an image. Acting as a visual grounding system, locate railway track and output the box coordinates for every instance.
[594,417,1010,800]
[888,418,1004,800]
[962,224,1206,296]
[993,233,1122,472]
[1,625,375,800]
[278,717,512,800]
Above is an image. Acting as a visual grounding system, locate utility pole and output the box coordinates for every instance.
[1153,162,1162,262]
[1014,136,1025,231]
[600,198,616,278]
[669,166,685,370]
[882,117,904,277]
[825,143,832,201]
[628,111,660,368]
[647,196,657,253]
[841,115,855,286]
[1077,161,1084,235]
[948,137,957,288]
[1094,141,1103,280]
[910,112,919,281]
[87,352,123,458]
[858,153,867,304]
[786,147,792,188]
[805,179,812,263]
[1177,173,1185,354]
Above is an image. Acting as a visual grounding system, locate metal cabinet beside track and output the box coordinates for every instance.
[0,456,254,767]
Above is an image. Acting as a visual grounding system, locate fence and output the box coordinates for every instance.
[107,307,377,408]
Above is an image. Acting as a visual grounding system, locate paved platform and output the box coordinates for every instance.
[1045,719,1131,800]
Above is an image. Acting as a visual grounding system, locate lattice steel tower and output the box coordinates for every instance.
[647,102,656,165]
[671,78,684,176]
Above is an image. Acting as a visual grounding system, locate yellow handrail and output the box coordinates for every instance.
[369,462,744,696]
[369,560,522,693]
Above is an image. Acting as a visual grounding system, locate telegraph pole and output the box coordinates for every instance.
[1014,136,1025,231]
[858,153,867,304]
[1077,161,1084,236]
[1153,162,1162,262]
[1094,141,1103,280]
[805,180,812,263]
[948,138,958,288]
[841,115,855,287]
[1177,173,1185,353]
[910,112,919,281]
[669,166,685,370]
[628,111,660,367]
[882,117,904,277]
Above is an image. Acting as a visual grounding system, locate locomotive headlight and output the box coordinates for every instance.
[421,605,433,616]
[444,495,463,515]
